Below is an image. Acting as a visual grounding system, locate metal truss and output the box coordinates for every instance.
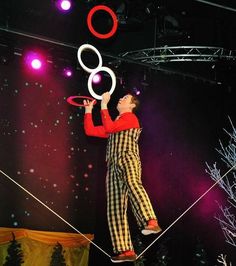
[1,24,235,83]
[119,46,236,65]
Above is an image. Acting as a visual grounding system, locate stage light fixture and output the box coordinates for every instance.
[31,59,42,70]
[133,87,141,96]
[92,73,102,84]
[55,0,72,12]
[24,51,45,71]
[62,67,73,78]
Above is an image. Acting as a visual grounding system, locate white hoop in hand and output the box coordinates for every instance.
[88,66,116,100]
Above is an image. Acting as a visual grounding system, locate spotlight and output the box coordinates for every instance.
[133,87,141,96]
[92,73,102,84]
[55,0,72,12]
[24,51,45,71]
[31,59,42,70]
[63,67,73,78]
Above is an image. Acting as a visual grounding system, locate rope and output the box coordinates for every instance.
[0,169,111,258]
[136,163,236,260]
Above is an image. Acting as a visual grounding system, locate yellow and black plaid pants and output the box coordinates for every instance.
[106,151,157,253]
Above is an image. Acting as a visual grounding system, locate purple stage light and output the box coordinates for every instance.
[24,51,44,71]
[92,73,102,84]
[31,59,42,70]
[63,67,73,78]
[55,0,72,12]
[65,70,72,77]
[133,87,141,96]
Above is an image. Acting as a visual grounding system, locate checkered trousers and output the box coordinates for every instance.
[106,128,157,253]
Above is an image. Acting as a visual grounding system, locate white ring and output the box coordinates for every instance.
[88,66,116,100]
[77,44,103,73]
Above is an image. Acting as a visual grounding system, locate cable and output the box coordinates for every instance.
[136,163,236,260]
[0,169,111,258]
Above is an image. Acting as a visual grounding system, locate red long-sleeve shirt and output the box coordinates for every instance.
[84,109,140,138]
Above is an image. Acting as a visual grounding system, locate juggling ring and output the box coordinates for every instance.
[66,96,97,107]
[88,66,116,100]
[77,44,117,100]
[87,5,118,39]
[77,44,103,73]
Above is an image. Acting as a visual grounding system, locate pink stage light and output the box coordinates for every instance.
[31,59,42,70]
[63,67,73,78]
[24,51,44,71]
[55,0,72,12]
[92,73,102,84]
[133,87,141,96]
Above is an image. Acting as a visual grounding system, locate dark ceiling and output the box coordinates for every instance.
[0,0,235,48]
[0,0,235,84]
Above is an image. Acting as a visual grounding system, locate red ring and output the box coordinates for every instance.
[67,96,97,107]
[87,5,118,39]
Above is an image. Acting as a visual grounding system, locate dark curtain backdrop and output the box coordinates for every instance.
[0,57,103,234]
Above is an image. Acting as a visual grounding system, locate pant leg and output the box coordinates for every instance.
[106,161,134,253]
[121,152,157,227]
